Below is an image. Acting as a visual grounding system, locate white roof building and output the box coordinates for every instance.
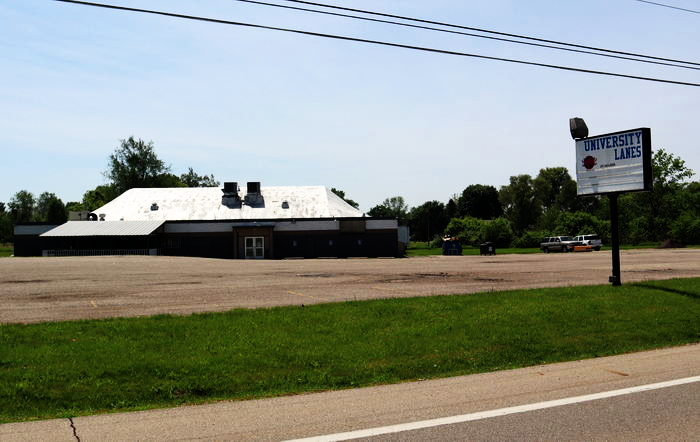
[94,185,363,221]
[26,182,402,259]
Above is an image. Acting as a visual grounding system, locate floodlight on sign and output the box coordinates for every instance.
[569,117,589,140]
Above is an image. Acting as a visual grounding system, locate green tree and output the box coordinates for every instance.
[554,211,610,243]
[46,198,68,224]
[444,216,485,245]
[330,188,360,209]
[671,213,700,245]
[481,217,514,248]
[458,184,502,219]
[180,167,220,188]
[444,197,458,221]
[408,201,447,241]
[105,137,170,193]
[8,190,35,223]
[652,148,694,187]
[65,201,85,212]
[35,192,67,223]
[368,196,409,224]
[512,230,552,248]
[623,149,695,242]
[533,167,577,212]
[82,184,119,212]
[0,203,12,243]
[152,173,186,188]
[499,175,541,235]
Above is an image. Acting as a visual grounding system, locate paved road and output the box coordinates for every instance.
[355,382,700,441]
[2,344,698,441]
[2,249,699,323]
[356,382,700,441]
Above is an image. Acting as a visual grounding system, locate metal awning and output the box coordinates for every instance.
[40,221,165,237]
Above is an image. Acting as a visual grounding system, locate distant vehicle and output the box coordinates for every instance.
[540,236,581,253]
[574,234,602,251]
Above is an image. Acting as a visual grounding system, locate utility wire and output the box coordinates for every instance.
[281,0,700,67]
[233,0,699,71]
[53,0,700,87]
[632,0,700,14]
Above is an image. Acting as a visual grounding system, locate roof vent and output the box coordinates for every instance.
[223,182,238,194]
[244,181,264,206]
[221,182,241,208]
[150,202,159,211]
[282,201,289,209]
[247,181,261,194]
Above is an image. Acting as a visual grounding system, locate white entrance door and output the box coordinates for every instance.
[245,236,265,259]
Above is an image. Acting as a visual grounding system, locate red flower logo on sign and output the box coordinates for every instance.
[582,155,597,170]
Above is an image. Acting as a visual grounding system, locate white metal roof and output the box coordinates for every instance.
[92,186,364,221]
[41,221,165,237]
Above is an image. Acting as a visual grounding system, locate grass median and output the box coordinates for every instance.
[1,278,699,423]
[0,245,12,257]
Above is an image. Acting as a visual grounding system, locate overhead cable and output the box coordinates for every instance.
[53,0,700,87]
[632,0,700,14]
[233,0,699,71]
[280,0,700,67]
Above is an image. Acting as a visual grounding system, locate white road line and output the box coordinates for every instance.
[286,375,700,442]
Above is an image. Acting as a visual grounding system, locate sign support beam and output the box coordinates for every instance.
[608,193,621,286]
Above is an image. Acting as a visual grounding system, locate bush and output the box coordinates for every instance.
[429,235,444,248]
[481,217,514,248]
[671,213,700,245]
[444,217,486,246]
[512,230,551,248]
[626,216,651,245]
[555,211,610,243]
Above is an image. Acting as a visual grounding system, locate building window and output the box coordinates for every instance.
[245,236,264,259]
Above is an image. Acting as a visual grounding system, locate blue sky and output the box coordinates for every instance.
[1,0,698,211]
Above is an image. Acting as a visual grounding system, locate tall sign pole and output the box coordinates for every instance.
[570,119,652,286]
[608,193,621,286]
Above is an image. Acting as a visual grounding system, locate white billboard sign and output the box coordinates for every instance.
[575,128,652,196]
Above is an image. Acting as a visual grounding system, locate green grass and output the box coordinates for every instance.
[0,244,12,257]
[407,242,539,256]
[405,241,698,256]
[1,278,699,423]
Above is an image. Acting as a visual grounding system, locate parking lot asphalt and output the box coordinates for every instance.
[2,249,699,323]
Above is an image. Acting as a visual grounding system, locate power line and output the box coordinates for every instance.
[280,0,700,67]
[233,0,699,71]
[53,0,700,87]
[632,0,700,14]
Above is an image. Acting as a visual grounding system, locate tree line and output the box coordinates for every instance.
[1,140,697,248]
[363,149,698,248]
[0,137,219,243]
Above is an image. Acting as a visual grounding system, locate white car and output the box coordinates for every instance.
[574,234,602,251]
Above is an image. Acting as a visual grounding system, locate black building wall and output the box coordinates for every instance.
[273,231,398,258]
[21,223,400,259]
